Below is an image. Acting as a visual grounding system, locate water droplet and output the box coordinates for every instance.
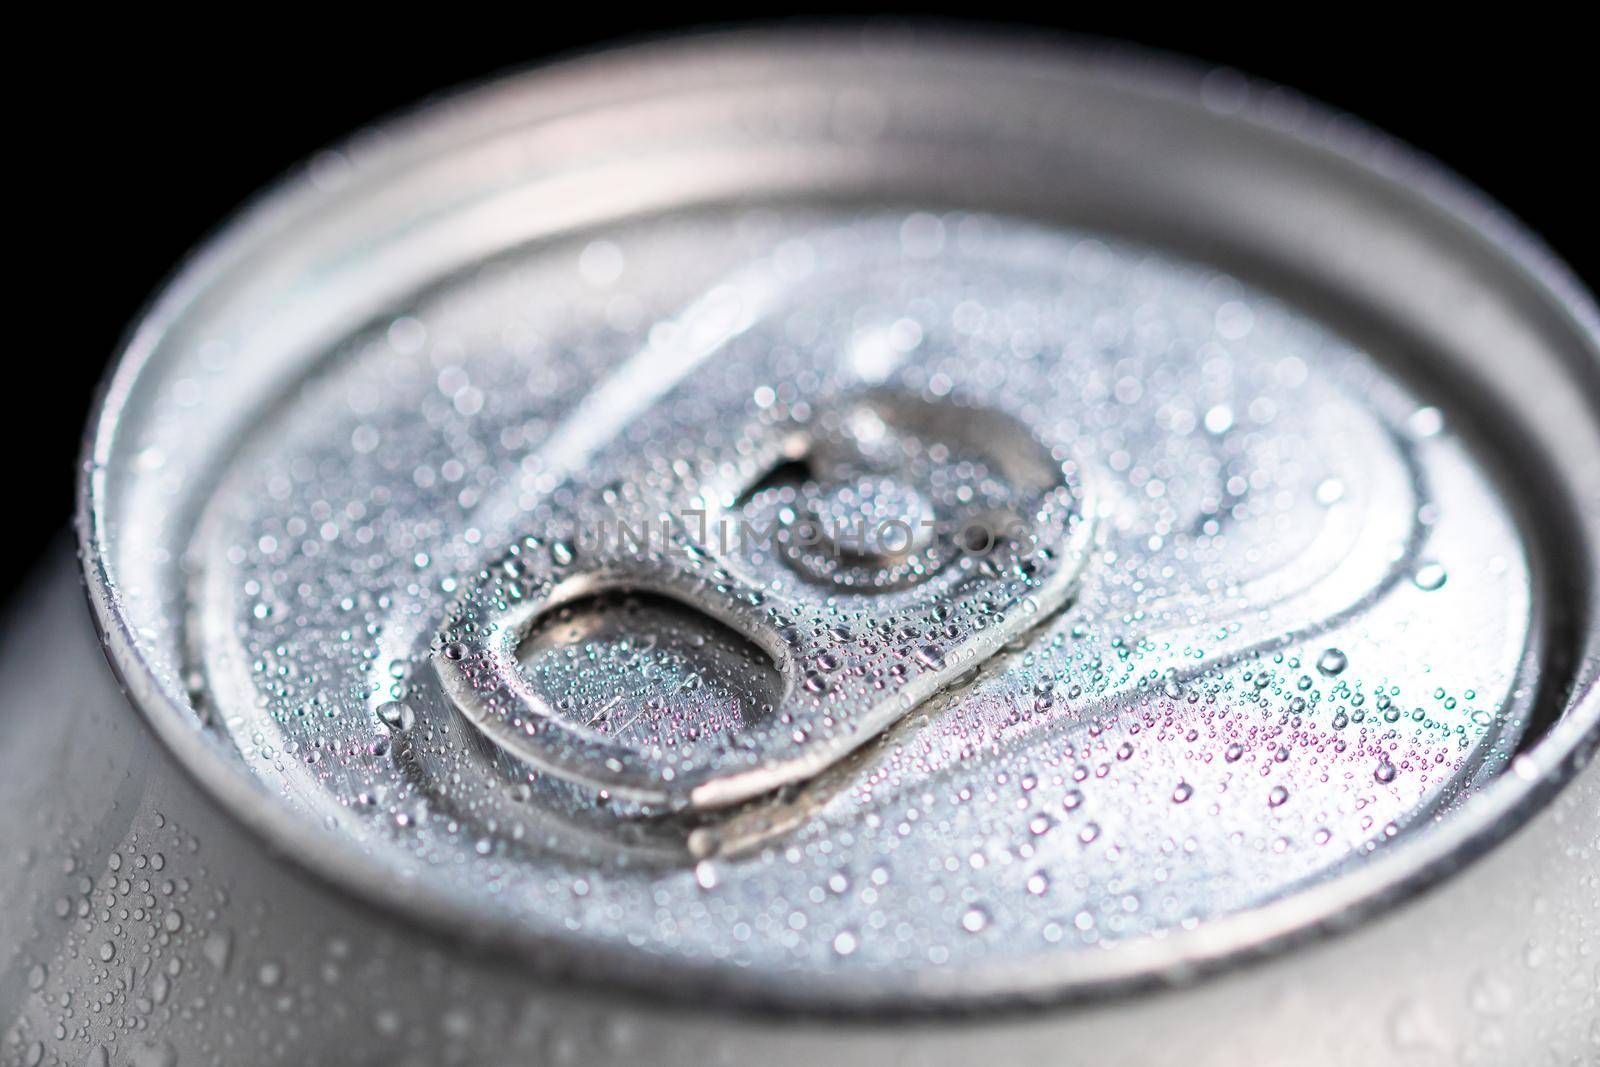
[694,861,718,890]
[1203,404,1235,435]
[376,701,415,732]
[1407,406,1444,438]
[1412,562,1447,591]
[1314,478,1346,505]
[1468,971,1514,1016]
[1387,998,1444,1052]
[203,930,233,972]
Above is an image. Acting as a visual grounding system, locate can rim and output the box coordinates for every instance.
[75,24,1600,1017]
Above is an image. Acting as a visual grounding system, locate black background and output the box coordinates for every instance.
[16,13,1595,604]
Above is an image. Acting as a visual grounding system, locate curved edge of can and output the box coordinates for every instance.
[73,23,1600,1018]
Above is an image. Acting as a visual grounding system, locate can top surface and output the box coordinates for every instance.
[79,29,1600,1011]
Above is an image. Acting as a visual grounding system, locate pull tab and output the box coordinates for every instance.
[433,384,1092,810]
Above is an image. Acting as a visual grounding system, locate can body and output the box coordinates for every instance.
[6,30,1600,1066]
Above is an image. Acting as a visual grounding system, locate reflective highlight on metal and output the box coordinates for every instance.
[4,28,1598,1066]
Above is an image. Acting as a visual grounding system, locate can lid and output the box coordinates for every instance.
[80,30,1600,1011]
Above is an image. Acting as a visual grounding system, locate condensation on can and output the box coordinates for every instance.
[5,28,1600,1066]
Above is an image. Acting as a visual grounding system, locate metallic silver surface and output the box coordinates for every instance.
[173,209,1541,989]
[5,27,1599,1065]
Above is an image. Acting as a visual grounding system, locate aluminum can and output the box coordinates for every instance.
[4,29,1599,1067]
